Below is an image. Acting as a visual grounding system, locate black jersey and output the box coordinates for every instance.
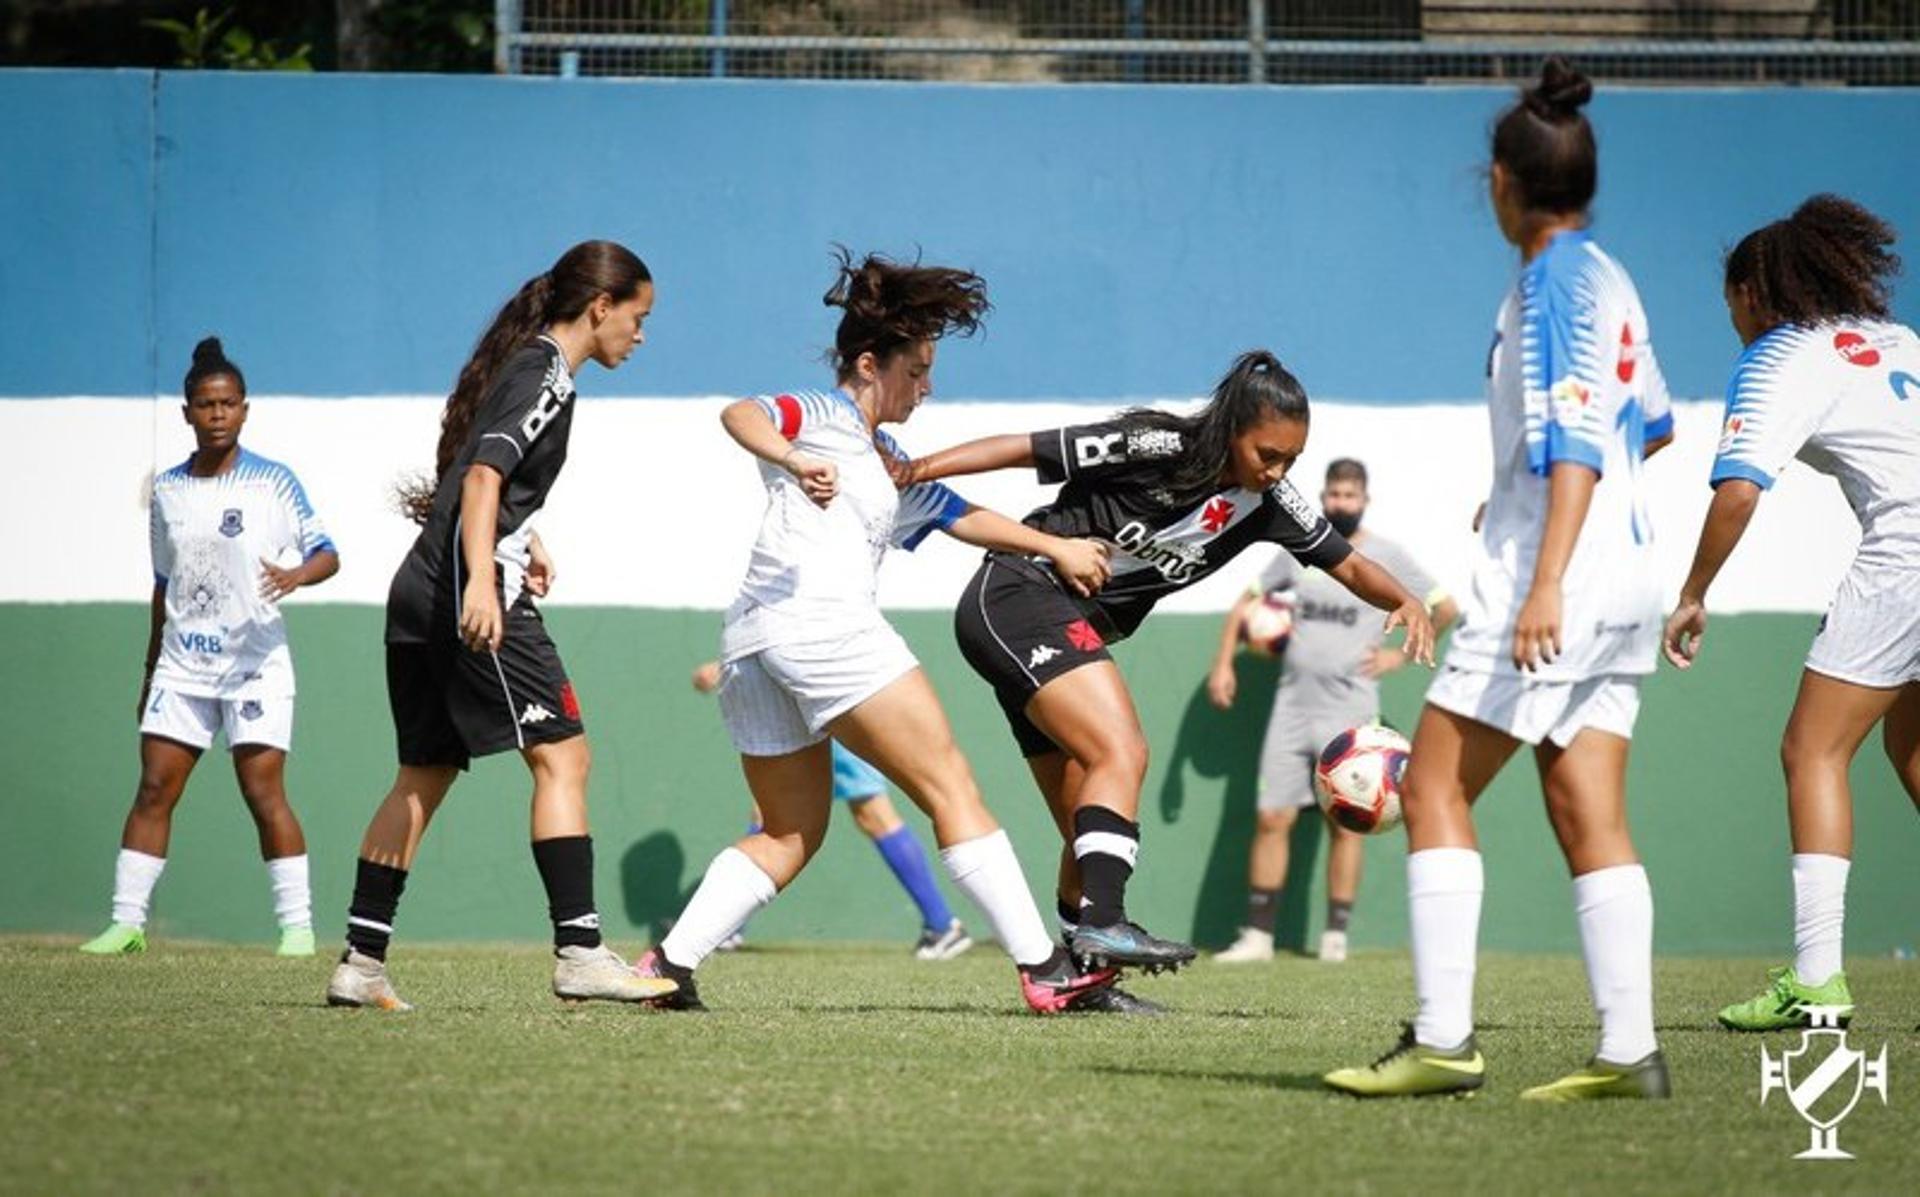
[386,337,577,644]
[1018,418,1351,639]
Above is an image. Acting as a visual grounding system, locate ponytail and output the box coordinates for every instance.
[1726,194,1901,329]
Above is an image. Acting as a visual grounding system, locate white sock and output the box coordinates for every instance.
[1573,864,1657,1064]
[111,849,167,928]
[940,830,1054,967]
[267,854,312,931]
[1792,853,1850,986]
[660,847,776,971]
[1408,847,1483,1050]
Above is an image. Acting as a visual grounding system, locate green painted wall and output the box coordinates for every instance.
[5,605,1914,956]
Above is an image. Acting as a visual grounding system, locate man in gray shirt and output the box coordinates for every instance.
[1207,458,1457,963]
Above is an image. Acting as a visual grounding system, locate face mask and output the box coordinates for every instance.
[1327,509,1364,538]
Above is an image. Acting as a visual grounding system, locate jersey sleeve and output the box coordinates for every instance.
[1252,549,1297,596]
[470,353,571,478]
[1520,253,1615,477]
[1640,344,1675,445]
[1265,478,1352,571]
[1030,419,1186,485]
[276,466,336,560]
[752,392,844,442]
[1710,341,1830,490]
[149,486,171,585]
[893,481,971,551]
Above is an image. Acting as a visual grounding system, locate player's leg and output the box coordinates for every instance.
[1216,808,1295,963]
[1882,683,1920,809]
[1320,820,1364,963]
[231,736,314,957]
[847,792,970,959]
[80,720,206,955]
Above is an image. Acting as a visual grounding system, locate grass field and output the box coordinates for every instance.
[2,938,1914,1196]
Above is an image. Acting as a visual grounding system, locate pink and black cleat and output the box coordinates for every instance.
[632,947,706,1011]
[1020,954,1120,1014]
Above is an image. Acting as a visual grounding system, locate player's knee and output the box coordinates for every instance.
[1256,808,1295,836]
[238,780,288,812]
[133,773,182,815]
[1085,732,1149,789]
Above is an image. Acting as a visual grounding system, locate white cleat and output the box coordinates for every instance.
[326,949,413,1011]
[553,944,679,1003]
[913,918,974,961]
[1212,926,1275,964]
[1318,929,1349,963]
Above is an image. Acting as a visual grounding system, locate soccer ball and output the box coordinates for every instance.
[1240,589,1294,657]
[1314,724,1410,835]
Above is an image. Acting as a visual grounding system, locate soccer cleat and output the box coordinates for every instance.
[1068,984,1168,1016]
[1069,921,1198,973]
[1323,1024,1486,1098]
[1717,965,1853,1032]
[913,918,974,961]
[631,948,706,1011]
[77,924,146,955]
[1521,1051,1672,1102]
[1213,926,1275,964]
[1318,929,1349,963]
[276,926,316,958]
[1020,955,1121,1014]
[553,944,679,1004]
[326,949,412,1011]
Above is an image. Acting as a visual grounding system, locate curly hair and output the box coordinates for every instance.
[1725,194,1901,327]
[822,247,990,379]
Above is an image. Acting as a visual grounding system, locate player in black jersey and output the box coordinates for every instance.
[326,240,678,1011]
[917,351,1436,984]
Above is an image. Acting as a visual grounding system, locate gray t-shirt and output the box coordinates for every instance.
[1255,532,1439,715]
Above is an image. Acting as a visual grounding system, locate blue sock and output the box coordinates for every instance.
[873,825,953,932]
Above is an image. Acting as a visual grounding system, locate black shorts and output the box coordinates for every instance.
[954,553,1117,758]
[386,595,584,769]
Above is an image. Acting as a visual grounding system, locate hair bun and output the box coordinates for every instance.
[191,336,227,364]
[1526,57,1592,119]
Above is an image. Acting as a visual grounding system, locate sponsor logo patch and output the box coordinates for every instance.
[1717,413,1745,455]
[1833,330,1880,367]
[1028,644,1060,669]
[1616,323,1638,383]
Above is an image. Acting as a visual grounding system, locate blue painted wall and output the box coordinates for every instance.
[3,70,1918,401]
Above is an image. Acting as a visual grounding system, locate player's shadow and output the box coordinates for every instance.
[1157,654,1324,953]
[620,831,697,943]
[1090,1062,1328,1092]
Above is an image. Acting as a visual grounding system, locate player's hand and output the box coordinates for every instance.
[1663,596,1708,670]
[1360,646,1408,679]
[1471,501,1487,533]
[526,537,557,598]
[258,558,301,603]
[784,451,838,507]
[1206,662,1237,710]
[460,577,504,653]
[1384,599,1436,667]
[1047,538,1111,598]
[1511,582,1562,672]
[691,661,722,693]
[882,452,921,491]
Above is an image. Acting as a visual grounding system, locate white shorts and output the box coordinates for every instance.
[717,623,919,757]
[1425,666,1640,748]
[140,687,294,752]
[1806,566,1920,689]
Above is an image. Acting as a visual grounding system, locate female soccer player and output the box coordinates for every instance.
[80,337,338,957]
[1323,60,1677,1101]
[909,352,1435,988]
[1664,196,1919,1031]
[1208,458,1457,965]
[633,250,1117,1013]
[326,240,676,1010]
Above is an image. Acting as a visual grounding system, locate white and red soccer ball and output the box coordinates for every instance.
[1240,589,1294,657]
[1314,723,1410,835]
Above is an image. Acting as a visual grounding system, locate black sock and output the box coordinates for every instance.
[1246,888,1280,934]
[1326,898,1354,934]
[1055,896,1080,938]
[1072,806,1139,928]
[531,835,601,951]
[346,859,407,962]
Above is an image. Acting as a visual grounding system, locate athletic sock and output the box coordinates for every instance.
[1573,863,1657,1064]
[872,825,954,932]
[110,849,166,928]
[531,835,602,952]
[1072,806,1139,928]
[1245,887,1280,934]
[1326,898,1354,934]
[345,858,407,962]
[266,854,311,931]
[1408,847,1483,1051]
[939,829,1054,968]
[1791,853,1850,986]
[659,847,777,971]
[1055,896,1079,940]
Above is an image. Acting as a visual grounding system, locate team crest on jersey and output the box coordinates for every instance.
[239,700,263,721]
[1065,620,1104,652]
[1199,497,1235,533]
[1832,330,1880,368]
[1718,414,1745,455]
[1550,378,1592,426]
[219,508,244,538]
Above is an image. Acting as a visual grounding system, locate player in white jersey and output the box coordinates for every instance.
[79,338,339,958]
[635,250,1122,1014]
[1326,60,1675,1102]
[1662,195,1920,1032]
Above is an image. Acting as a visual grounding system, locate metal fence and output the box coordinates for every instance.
[495,1,1920,85]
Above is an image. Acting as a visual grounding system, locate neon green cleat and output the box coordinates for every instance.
[1521,1051,1672,1102]
[1324,1024,1486,1098]
[1717,965,1852,1032]
[78,924,146,955]
[276,926,316,957]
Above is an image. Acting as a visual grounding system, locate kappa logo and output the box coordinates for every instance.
[219,508,244,538]
[1760,1005,1889,1160]
[1028,644,1060,669]
[1832,330,1881,368]
[520,703,556,726]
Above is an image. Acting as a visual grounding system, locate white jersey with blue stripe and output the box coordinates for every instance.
[722,388,967,658]
[1448,229,1673,680]
[1713,320,1920,573]
[149,448,335,699]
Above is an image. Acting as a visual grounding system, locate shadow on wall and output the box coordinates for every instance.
[1157,652,1326,953]
[620,832,696,944]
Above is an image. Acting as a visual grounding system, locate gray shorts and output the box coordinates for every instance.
[1257,697,1375,812]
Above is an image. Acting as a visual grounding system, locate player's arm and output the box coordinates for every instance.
[259,547,339,602]
[1329,551,1435,667]
[1366,592,1458,678]
[458,463,505,652]
[1512,461,1597,672]
[525,530,556,598]
[1663,479,1762,670]
[138,581,165,719]
[1207,591,1260,709]
[903,434,1035,485]
[941,504,1110,598]
[720,398,836,506]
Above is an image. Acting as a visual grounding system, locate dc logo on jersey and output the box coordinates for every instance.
[239,700,263,721]
[219,508,244,537]
[1073,432,1125,470]
[1832,331,1881,368]
[1891,371,1920,402]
